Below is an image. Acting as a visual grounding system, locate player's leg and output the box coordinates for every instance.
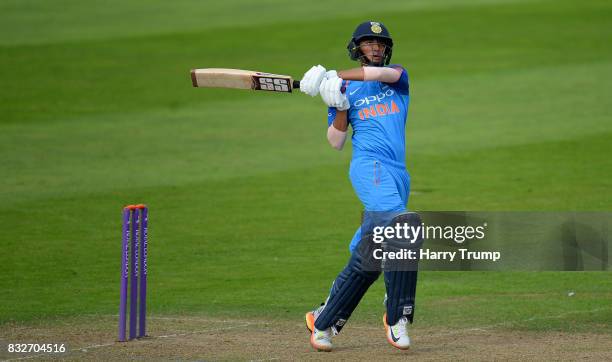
[384,262,418,326]
[383,260,418,350]
[315,159,406,331]
[383,167,417,325]
[307,158,407,351]
[307,158,385,350]
[380,165,418,349]
[316,158,403,332]
[307,224,362,330]
[313,250,380,331]
[307,249,380,351]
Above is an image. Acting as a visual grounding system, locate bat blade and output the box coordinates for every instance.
[191,68,300,93]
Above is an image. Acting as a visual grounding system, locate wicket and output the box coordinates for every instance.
[119,204,148,342]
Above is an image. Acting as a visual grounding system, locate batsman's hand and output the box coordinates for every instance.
[300,65,327,97]
[319,72,349,111]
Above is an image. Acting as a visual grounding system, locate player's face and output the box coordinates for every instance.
[359,38,386,65]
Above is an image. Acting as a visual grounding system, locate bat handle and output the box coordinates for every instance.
[292,80,346,94]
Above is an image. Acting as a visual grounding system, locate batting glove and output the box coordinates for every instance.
[319,74,349,111]
[300,65,327,97]
[325,70,338,79]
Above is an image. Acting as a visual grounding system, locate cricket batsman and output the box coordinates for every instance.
[299,21,417,351]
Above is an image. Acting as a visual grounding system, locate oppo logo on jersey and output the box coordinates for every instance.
[353,88,401,120]
[353,88,395,107]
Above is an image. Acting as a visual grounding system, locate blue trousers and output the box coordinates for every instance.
[313,156,415,332]
[348,156,411,253]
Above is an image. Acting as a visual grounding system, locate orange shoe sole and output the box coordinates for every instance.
[383,313,410,350]
[306,312,332,351]
[305,311,315,333]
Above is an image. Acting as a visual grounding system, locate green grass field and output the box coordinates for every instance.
[1,0,611,359]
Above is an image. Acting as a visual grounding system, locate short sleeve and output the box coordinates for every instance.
[386,64,409,95]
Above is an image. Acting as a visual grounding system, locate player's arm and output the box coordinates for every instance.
[338,67,402,83]
[327,109,348,150]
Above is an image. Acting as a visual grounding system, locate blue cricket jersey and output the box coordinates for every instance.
[328,65,409,165]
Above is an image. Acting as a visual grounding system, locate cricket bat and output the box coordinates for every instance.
[191,68,300,93]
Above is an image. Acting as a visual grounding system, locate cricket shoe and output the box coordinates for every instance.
[383,313,410,350]
[310,327,333,352]
[305,304,325,333]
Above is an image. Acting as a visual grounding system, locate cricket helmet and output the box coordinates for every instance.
[347,21,393,66]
